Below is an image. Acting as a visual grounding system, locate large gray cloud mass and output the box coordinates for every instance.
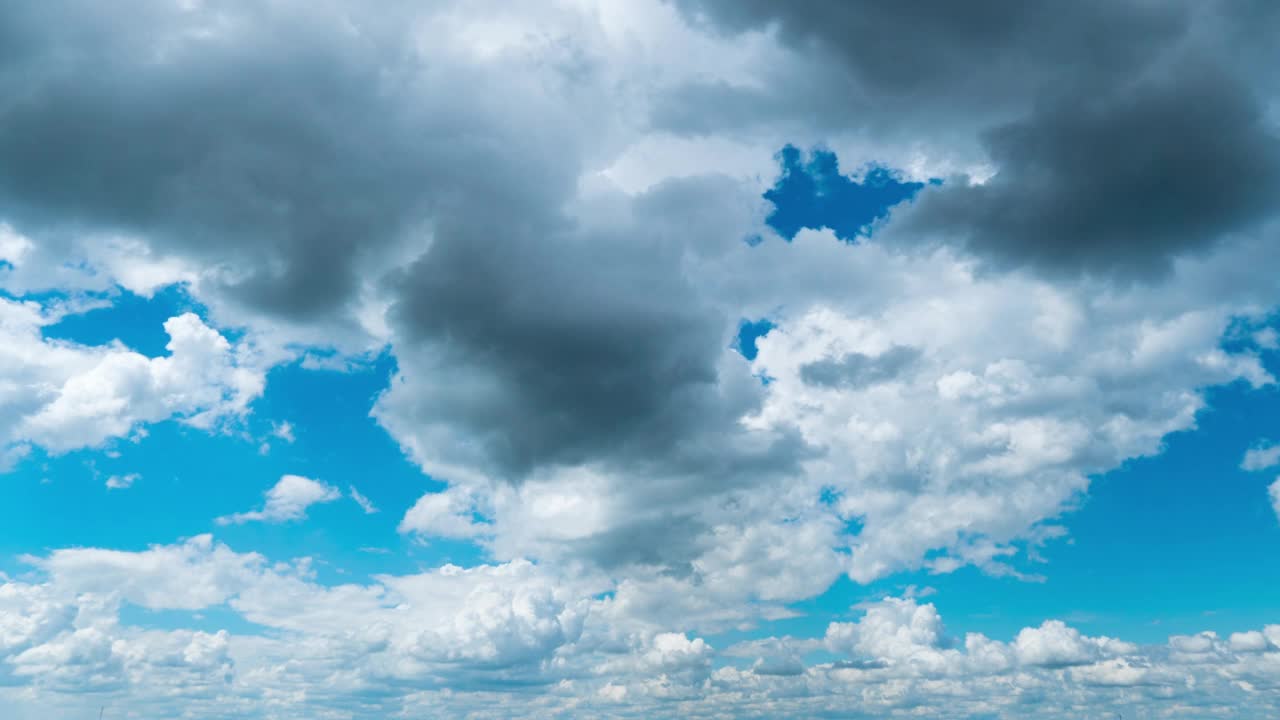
[667,0,1280,275]
[0,0,588,321]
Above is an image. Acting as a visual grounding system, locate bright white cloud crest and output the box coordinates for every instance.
[0,304,264,469]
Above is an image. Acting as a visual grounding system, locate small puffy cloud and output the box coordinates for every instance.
[643,633,714,674]
[1270,479,1280,523]
[1069,658,1155,688]
[1242,441,1280,471]
[1014,621,1105,668]
[270,421,295,443]
[5,541,1280,719]
[105,473,139,490]
[216,475,341,526]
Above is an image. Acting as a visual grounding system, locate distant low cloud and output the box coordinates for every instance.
[105,473,139,490]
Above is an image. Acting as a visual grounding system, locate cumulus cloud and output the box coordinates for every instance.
[3,539,1280,719]
[0,303,264,468]
[29,534,262,610]
[216,475,341,526]
[105,473,139,490]
[731,231,1274,582]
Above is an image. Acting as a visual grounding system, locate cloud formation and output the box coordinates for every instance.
[216,475,341,526]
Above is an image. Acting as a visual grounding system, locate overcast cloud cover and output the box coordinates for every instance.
[1,1,1279,718]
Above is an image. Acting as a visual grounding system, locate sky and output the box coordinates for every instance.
[0,1,1279,718]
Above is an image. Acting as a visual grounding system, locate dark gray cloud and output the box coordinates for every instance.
[665,0,1280,276]
[0,0,585,320]
[800,346,920,389]
[899,60,1280,277]
[377,174,808,486]
[659,0,1186,137]
[673,0,1183,101]
[375,175,813,572]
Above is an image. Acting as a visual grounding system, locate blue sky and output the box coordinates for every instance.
[1,2,1279,719]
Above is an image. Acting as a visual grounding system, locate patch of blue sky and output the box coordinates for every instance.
[763,144,928,242]
[734,317,774,361]
[41,284,200,355]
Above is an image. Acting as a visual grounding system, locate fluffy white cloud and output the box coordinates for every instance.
[1013,620,1134,668]
[1270,478,1280,523]
[399,486,489,539]
[217,475,342,525]
[0,300,265,467]
[3,540,1280,720]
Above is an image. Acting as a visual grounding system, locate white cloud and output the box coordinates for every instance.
[1270,478,1280,523]
[349,485,378,515]
[216,475,341,526]
[1230,630,1274,653]
[1013,620,1106,668]
[0,302,265,468]
[0,0,1278,716]
[271,421,295,444]
[105,473,139,490]
[399,486,489,539]
[1243,442,1280,471]
[30,534,262,610]
[732,233,1275,583]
